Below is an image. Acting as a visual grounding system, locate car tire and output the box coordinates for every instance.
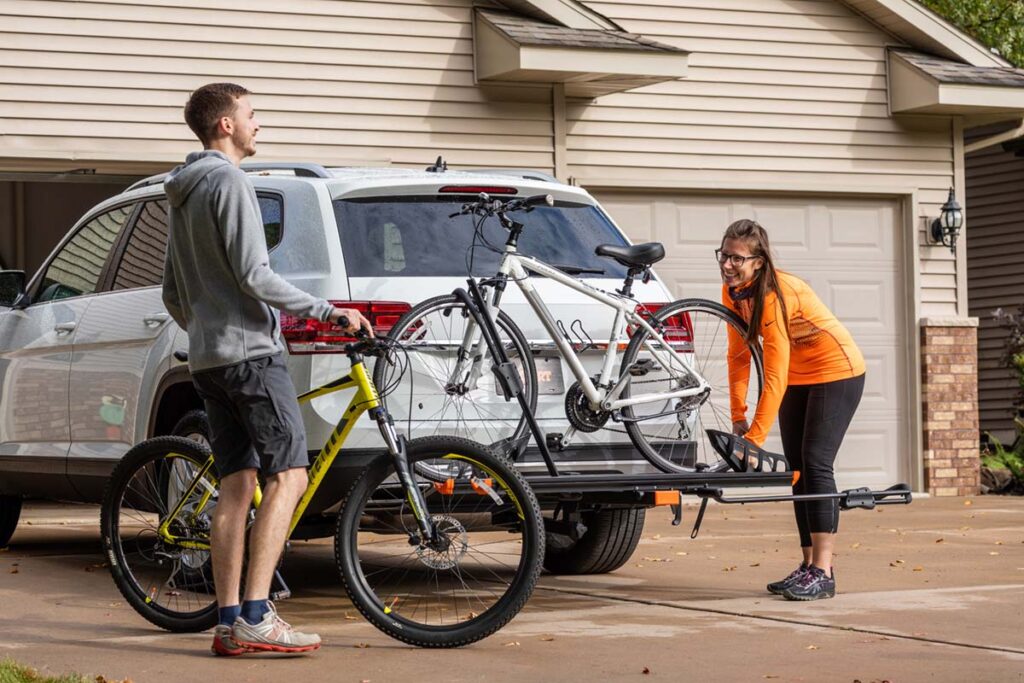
[171,409,210,448]
[543,507,645,575]
[0,495,23,548]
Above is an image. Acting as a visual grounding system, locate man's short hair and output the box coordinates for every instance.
[184,83,251,146]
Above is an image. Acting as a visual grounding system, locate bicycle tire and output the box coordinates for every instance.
[100,436,219,632]
[375,294,538,461]
[620,298,764,473]
[335,435,544,647]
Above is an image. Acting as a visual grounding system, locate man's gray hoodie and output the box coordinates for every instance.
[162,150,333,372]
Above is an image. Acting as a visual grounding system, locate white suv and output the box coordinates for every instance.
[0,161,672,555]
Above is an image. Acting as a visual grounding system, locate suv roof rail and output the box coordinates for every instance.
[241,162,332,178]
[125,162,332,192]
[462,168,562,184]
[126,173,170,192]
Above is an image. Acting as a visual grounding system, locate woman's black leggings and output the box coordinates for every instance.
[778,373,865,547]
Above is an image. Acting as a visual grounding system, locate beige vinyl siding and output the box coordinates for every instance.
[0,0,554,173]
[966,134,1024,438]
[575,0,958,315]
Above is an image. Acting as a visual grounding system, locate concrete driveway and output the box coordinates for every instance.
[1,496,1022,683]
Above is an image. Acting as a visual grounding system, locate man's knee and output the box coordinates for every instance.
[266,467,308,498]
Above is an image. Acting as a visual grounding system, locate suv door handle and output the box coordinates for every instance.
[143,313,170,327]
[54,322,77,335]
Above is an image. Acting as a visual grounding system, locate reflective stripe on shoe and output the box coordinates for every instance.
[231,603,321,654]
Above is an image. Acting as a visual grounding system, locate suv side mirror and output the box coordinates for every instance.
[0,270,27,308]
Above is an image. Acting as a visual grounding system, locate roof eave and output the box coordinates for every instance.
[474,12,688,98]
[889,52,1024,124]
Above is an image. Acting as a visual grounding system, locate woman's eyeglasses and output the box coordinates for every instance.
[715,249,760,267]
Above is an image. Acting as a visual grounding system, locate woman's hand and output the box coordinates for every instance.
[732,420,750,437]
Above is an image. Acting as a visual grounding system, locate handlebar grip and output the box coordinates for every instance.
[524,193,554,208]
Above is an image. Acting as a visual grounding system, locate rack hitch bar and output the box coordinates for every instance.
[681,483,913,538]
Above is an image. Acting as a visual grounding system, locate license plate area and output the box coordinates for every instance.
[498,356,565,395]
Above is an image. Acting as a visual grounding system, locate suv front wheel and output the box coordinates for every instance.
[0,495,22,548]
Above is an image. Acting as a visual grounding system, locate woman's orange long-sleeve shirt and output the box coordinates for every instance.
[722,271,865,446]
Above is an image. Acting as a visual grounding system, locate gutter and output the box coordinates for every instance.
[964,119,1024,154]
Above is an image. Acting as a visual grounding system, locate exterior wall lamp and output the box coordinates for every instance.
[930,187,964,253]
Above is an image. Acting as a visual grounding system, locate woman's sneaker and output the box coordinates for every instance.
[767,564,808,595]
[782,566,836,601]
[231,603,321,654]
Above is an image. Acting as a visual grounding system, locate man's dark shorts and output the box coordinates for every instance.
[191,353,309,478]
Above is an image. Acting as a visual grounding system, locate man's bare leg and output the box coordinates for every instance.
[243,467,307,601]
[211,469,258,609]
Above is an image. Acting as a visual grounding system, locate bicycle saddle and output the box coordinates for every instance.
[594,242,665,268]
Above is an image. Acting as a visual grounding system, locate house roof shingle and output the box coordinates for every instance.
[478,9,686,54]
[893,49,1024,88]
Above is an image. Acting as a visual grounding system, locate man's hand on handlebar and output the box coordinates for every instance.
[329,308,374,337]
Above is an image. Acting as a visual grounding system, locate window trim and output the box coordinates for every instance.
[25,199,141,306]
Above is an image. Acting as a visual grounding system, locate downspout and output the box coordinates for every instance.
[552,83,569,182]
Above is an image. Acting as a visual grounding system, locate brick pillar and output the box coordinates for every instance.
[920,318,980,496]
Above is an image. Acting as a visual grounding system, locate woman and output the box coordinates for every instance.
[719,219,865,601]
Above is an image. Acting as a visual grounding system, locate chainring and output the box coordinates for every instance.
[564,380,611,432]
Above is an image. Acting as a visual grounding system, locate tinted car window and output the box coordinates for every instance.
[260,195,283,249]
[109,194,283,291]
[333,197,629,278]
[37,204,134,302]
[113,200,168,290]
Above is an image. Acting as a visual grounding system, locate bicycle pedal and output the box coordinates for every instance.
[271,569,292,602]
[545,432,565,450]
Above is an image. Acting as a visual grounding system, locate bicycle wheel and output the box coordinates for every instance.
[336,435,544,647]
[620,298,763,473]
[376,294,538,460]
[100,436,220,632]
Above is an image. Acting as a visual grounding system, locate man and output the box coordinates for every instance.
[161,83,371,656]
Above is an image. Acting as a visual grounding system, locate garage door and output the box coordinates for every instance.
[592,191,907,489]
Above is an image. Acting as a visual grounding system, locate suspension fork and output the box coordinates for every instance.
[373,407,435,542]
[452,276,508,391]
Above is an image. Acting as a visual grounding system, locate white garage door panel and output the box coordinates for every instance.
[593,191,907,487]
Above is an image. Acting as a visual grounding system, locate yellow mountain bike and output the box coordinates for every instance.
[99,336,544,648]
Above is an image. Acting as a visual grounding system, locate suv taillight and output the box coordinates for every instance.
[281,301,410,354]
[631,303,694,352]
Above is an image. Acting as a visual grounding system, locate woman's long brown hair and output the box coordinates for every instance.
[723,219,789,344]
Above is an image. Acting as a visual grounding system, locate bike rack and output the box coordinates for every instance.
[450,280,913,537]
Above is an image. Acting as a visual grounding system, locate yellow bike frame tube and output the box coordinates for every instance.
[288,360,381,534]
[157,453,217,545]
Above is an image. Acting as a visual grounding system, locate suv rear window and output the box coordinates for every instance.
[333,197,629,278]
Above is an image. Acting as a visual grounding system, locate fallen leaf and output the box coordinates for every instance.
[990,552,1000,556]
[894,559,905,564]
[964,500,973,506]
[935,538,944,544]
[995,541,1004,545]
[749,563,761,567]
[763,676,779,680]
[541,636,555,642]
[9,568,18,574]
[651,534,662,540]
[913,566,924,572]
[635,564,644,568]
[344,612,359,620]
[354,642,371,649]
[722,565,737,572]
[642,556,671,563]
[806,645,818,650]
[851,542,861,549]
[675,551,688,556]
[708,555,717,560]
[642,667,651,675]
[503,641,520,647]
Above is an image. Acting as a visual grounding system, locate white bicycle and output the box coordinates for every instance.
[375,193,765,473]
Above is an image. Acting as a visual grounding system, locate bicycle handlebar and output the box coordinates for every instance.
[449,192,554,220]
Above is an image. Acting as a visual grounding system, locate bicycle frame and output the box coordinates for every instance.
[157,353,436,551]
[451,248,709,414]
